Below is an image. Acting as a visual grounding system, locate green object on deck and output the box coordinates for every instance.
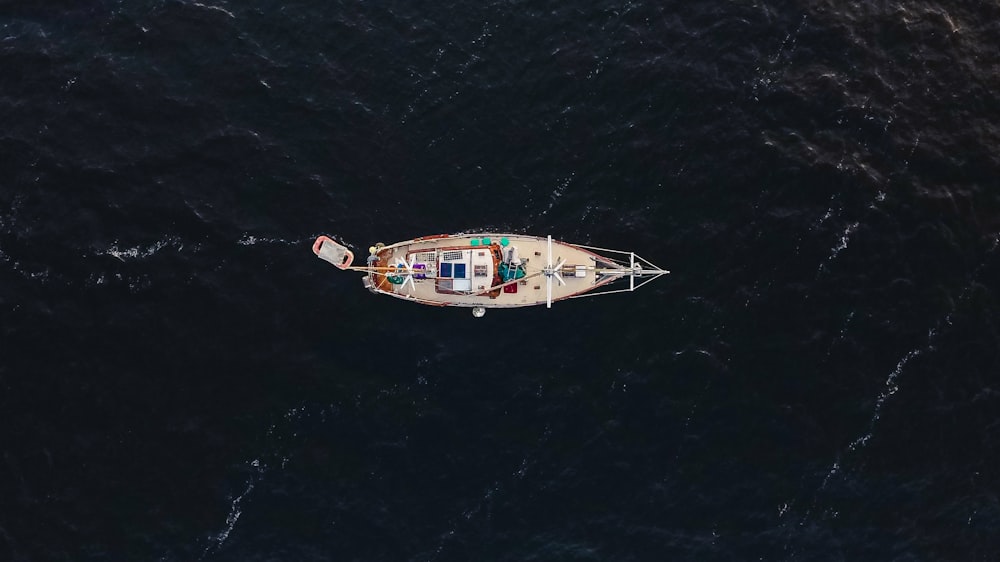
[498,262,526,282]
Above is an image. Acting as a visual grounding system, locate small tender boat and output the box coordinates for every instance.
[313,233,669,316]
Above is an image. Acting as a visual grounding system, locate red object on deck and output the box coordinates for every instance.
[503,283,518,294]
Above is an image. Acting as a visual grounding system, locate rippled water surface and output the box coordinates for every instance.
[2,1,999,560]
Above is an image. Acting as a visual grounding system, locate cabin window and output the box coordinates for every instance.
[438,262,468,279]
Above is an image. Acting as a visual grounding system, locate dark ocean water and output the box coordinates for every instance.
[2,0,999,560]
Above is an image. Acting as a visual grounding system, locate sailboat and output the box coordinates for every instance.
[313,232,669,316]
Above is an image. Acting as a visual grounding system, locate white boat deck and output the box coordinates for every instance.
[370,234,620,308]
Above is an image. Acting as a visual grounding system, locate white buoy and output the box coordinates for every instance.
[472,306,486,318]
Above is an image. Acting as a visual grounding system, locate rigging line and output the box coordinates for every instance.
[632,274,671,291]
[573,243,635,254]
[469,271,544,296]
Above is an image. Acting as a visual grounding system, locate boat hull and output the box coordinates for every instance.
[313,232,668,311]
[369,233,613,308]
